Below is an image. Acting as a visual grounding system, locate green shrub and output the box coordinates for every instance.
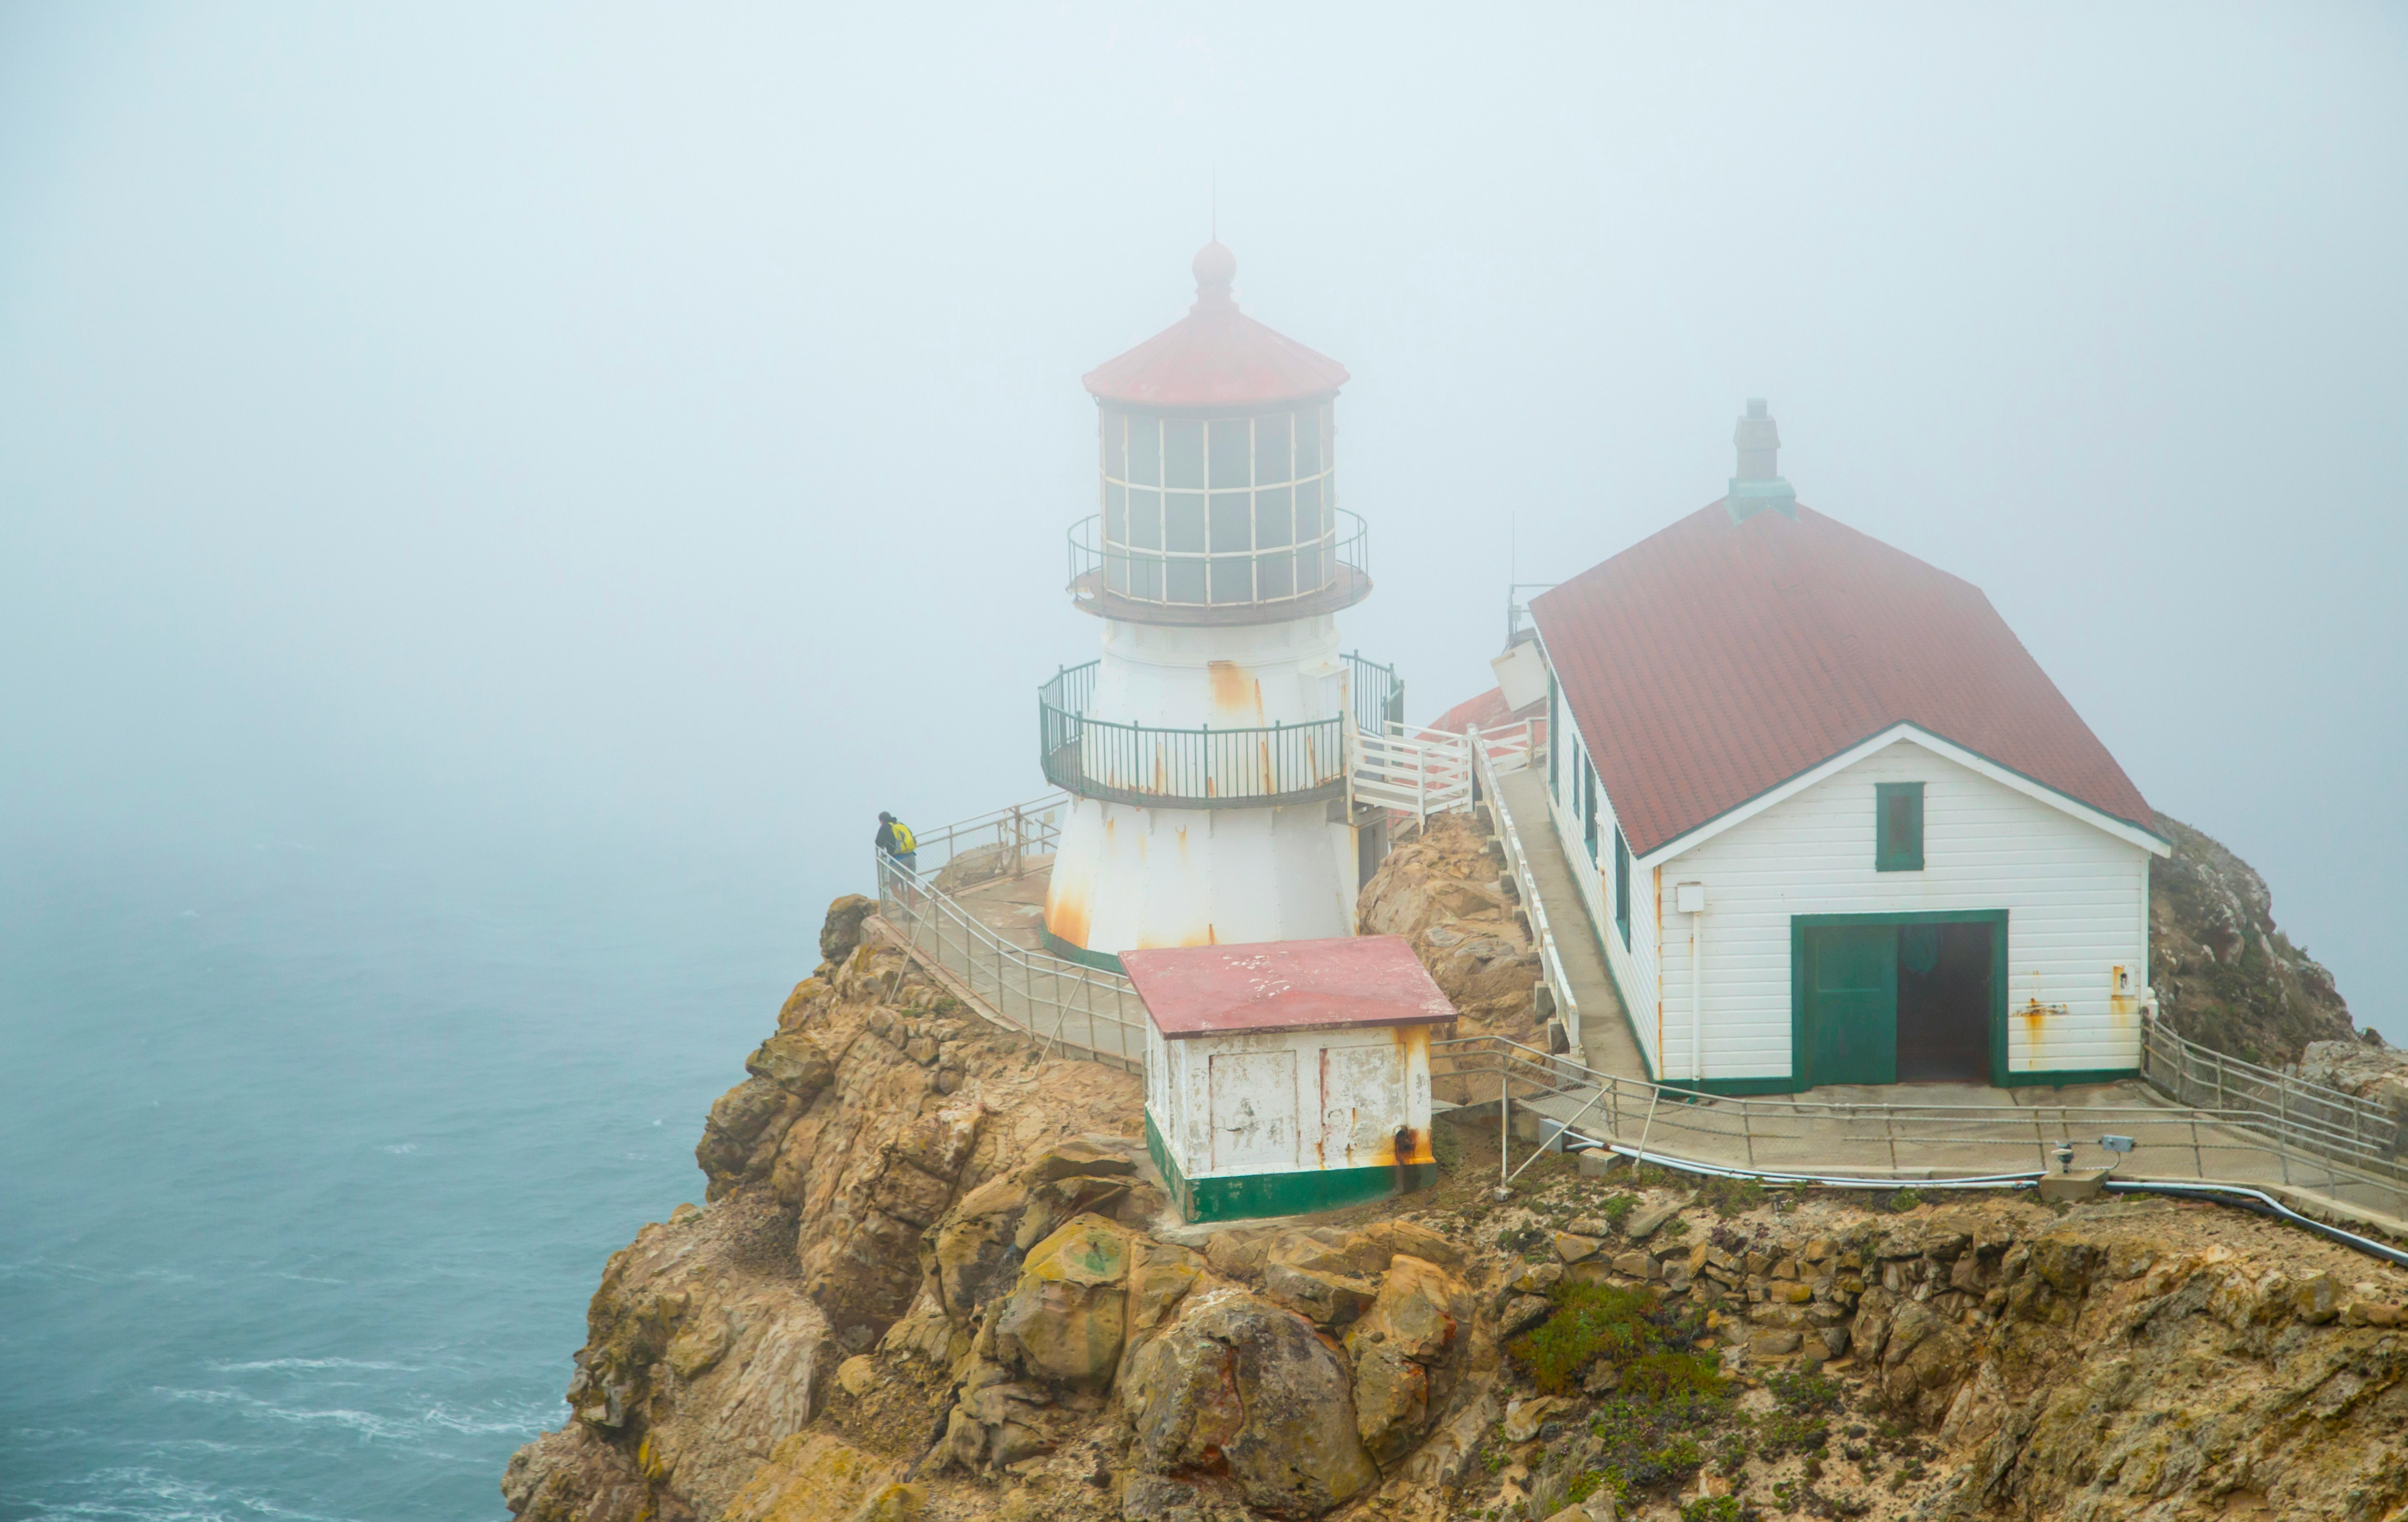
[1887,1188,1924,1213]
[1767,1369,1846,1417]
[1599,1193,1637,1227]
[1695,1176,1769,1218]
[1495,1224,1549,1258]
[1620,1348,1726,1404]
[1679,1497,1741,1522]
[1507,1283,1665,1393]
[1431,1123,1464,1175]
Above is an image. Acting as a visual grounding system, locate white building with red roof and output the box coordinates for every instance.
[1038,244,1401,971]
[1123,935,1453,1221]
[1528,401,2169,1094]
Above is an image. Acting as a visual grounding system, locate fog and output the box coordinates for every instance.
[4,4,2403,1028]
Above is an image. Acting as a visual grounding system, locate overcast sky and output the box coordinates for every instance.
[3,4,2403,1030]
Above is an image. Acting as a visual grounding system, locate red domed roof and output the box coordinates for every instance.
[1083,243,1350,410]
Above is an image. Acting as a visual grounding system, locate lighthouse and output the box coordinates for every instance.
[1040,242,1394,969]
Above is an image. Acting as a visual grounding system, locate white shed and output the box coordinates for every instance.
[1125,936,1455,1222]
[1529,401,2170,1094]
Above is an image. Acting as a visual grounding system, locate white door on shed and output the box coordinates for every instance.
[1319,1044,1401,1168]
[1209,1050,1298,1172]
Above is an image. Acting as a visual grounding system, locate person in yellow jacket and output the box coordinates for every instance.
[874,811,918,874]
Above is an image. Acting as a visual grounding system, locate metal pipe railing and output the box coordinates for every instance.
[1429,1032,2408,1229]
[1038,664,1347,809]
[1465,725,1576,1049]
[2140,1013,2405,1178]
[874,846,1146,1077]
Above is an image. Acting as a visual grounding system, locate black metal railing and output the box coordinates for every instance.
[1066,509,1370,617]
[1346,650,1403,737]
[1038,660,1350,809]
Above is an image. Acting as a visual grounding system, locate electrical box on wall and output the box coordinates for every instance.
[1675,882,1706,915]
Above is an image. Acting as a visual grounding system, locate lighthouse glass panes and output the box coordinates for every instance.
[1100,405,1335,606]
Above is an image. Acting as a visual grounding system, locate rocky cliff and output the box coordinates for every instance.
[2149,816,2358,1066]
[506,877,2408,1522]
[1357,813,1550,1047]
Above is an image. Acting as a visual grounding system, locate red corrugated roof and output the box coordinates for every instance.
[1083,243,1349,410]
[1429,687,1513,735]
[1122,936,1457,1039]
[1532,500,2155,857]
[1429,684,1545,735]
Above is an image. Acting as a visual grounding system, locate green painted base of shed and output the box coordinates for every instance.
[1145,1113,1436,1224]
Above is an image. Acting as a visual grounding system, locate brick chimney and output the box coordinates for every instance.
[1726,397,1797,523]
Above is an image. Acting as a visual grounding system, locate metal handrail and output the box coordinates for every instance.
[1466,725,1578,1048]
[1345,650,1404,738]
[900,793,1066,884]
[1036,656,1398,811]
[2140,1014,2405,1176]
[1066,507,1369,613]
[1432,1033,2408,1228]
[874,847,1146,1075]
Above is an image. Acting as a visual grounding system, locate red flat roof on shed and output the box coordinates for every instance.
[1532,500,2155,857]
[1122,936,1456,1040]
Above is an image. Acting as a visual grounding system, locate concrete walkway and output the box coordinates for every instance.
[1495,766,1650,1082]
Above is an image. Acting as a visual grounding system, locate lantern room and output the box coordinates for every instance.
[1126,936,1454,1223]
[1071,242,1370,623]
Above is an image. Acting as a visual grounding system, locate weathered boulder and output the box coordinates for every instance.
[1413,921,1541,1014]
[1364,1218,1468,1274]
[1031,1135,1142,1183]
[501,1424,659,1522]
[1356,813,1542,1031]
[930,1173,1029,1320]
[1123,1288,1380,1517]
[942,1358,1082,1473]
[1623,1195,1689,1242]
[697,1075,796,1196]
[1263,1259,1380,1326]
[719,1431,898,1522]
[1269,1226,1393,1278]
[1349,1341,1429,1467]
[1878,1299,1974,1425]
[993,1215,1131,1387]
[1127,1239,1206,1334]
[1016,1171,1163,1248]
[819,894,876,965]
[1351,1254,1468,1364]
[747,1031,836,1100]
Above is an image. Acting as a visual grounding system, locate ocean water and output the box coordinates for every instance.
[0,827,808,1521]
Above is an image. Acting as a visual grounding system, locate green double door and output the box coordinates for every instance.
[1800,917,2003,1087]
[1801,925,1899,1087]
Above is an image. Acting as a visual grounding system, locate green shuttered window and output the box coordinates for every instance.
[1876,782,1925,871]
[1613,828,1631,946]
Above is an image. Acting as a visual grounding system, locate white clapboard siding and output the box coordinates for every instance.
[1149,1024,1427,1180]
[1655,736,2150,1082]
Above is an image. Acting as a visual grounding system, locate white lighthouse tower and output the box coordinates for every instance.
[1040,242,1396,969]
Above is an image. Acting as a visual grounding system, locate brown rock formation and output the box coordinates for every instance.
[508,896,2408,1522]
[2151,815,2356,1065]
[1356,812,1542,1040]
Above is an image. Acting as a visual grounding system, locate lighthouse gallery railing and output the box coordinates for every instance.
[1038,652,1402,810]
